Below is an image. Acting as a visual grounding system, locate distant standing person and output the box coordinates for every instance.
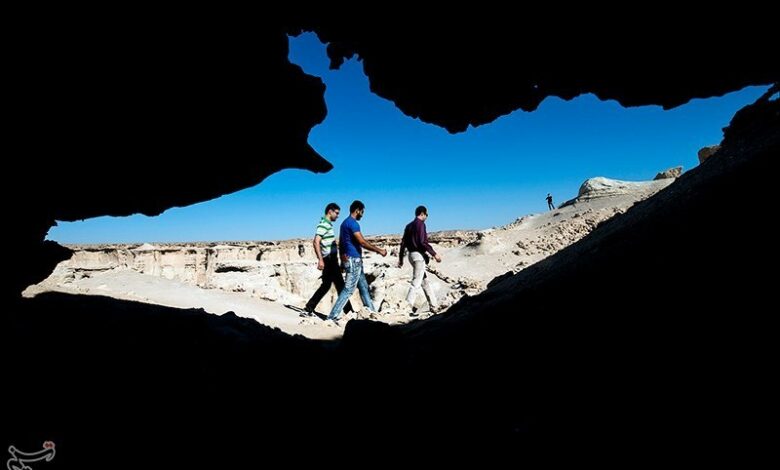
[327,200,387,324]
[303,203,353,317]
[546,193,555,210]
[399,205,441,316]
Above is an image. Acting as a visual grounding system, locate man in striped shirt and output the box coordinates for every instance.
[304,203,353,316]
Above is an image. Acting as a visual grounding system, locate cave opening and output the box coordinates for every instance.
[30,33,772,340]
[6,18,777,458]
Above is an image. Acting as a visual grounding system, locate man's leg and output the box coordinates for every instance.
[330,258,355,314]
[421,272,439,312]
[305,267,334,313]
[328,258,359,321]
[355,262,376,312]
[405,252,426,312]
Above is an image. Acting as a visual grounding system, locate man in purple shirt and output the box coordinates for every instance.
[398,205,442,316]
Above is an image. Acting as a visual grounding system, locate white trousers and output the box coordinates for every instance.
[405,251,437,309]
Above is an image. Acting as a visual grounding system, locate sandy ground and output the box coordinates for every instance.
[431,189,662,286]
[24,269,434,340]
[26,271,353,339]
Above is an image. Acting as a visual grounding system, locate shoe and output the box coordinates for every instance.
[299,306,314,318]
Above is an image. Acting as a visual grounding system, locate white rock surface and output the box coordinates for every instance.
[576,176,673,200]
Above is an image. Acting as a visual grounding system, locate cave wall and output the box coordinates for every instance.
[3,9,779,463]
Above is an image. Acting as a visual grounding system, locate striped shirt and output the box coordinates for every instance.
[315,216,336,255]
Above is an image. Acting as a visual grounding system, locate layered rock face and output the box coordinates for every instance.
[31,234,470,312]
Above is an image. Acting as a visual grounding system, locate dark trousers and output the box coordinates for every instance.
[305,254,354,313]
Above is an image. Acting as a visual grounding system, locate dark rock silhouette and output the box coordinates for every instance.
[5,89,777,465]
[3,10,779,464]
[394,87,778,453]
[299,15,779,132]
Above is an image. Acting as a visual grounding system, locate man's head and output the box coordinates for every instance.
[324,202,340,222]
[350,200,365,220]
[415,205,428,221]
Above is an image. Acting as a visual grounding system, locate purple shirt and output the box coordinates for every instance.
[400,218,436,262]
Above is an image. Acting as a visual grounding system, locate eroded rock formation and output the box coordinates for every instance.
[698,144,722,163]
[28,175,670,335]
[654,166,683,179]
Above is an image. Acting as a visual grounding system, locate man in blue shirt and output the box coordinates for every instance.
[327,200,387,324]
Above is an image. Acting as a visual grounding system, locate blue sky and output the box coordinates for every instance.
[49,33,768,244]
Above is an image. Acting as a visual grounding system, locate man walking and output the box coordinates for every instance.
[303,203,353,317]
[546,193,555,210]
[327,200,387,324]
[398,205,441,316]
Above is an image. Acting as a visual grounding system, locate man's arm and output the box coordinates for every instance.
[354,231,387,257]
[421,224,442,263]
[398,237,406,267]
[312,235,325,270]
